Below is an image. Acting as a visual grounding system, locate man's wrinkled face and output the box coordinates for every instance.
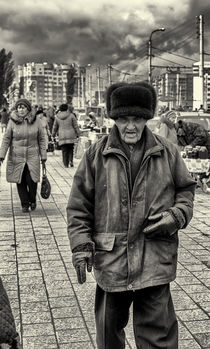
[115,115,147,144]
[17,104,28,117]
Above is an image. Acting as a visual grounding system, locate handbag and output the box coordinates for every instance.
[74,139,84,159]
[54,136,61,150]
[47,140,55,153]
[40,163,51,199]
[0,278,20,347]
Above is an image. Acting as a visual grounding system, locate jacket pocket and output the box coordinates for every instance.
[93,233,115,251]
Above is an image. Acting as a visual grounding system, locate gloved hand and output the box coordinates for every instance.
[72,251,94,284]
[0,158,4,164]
[143,211,181,238]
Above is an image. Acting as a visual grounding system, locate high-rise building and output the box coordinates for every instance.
[153,68,194,110]
[17,62,71,108]
[193,61,210,111]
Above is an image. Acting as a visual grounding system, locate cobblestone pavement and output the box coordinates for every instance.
[0,144,210,348]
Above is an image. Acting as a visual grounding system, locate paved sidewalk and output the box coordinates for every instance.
[0,147,210,348]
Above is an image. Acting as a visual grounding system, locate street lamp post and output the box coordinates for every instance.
[148,28,165,84]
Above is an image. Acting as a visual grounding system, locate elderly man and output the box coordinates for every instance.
[67,81,196,349]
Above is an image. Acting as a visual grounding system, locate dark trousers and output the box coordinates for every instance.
[60,144,74,167]
[95,284,178,349]
[16,164,37,207]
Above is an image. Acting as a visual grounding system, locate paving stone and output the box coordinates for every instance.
[184,320,210,334]
[59,342,94,349]
[177,309,209,321]
[23,323,55,337]
[22,335,57,348]
[195,333,210,347]
[22,311,52,324]
[51,306,81,318]
[56,329,90,342]
[54,317,86,331]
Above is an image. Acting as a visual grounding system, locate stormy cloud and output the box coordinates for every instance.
[0,0,210,76]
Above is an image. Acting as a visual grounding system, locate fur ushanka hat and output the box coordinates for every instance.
[106,81,157,120]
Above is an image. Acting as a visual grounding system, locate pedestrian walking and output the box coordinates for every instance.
[0,108,9,133]
[52,103,80,167]
[67,81,196,349]
[0,98,47,213]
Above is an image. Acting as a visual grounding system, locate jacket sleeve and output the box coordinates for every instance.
[37,119,47,160]
[157,123,168,139]
[168,145,196,228]
[66,150,95,251]
[0,120,13,159]
[52,118,58,138]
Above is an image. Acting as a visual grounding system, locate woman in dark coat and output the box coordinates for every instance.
[52,104,80,167]
[0,99,47,212]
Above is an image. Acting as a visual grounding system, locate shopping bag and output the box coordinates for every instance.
[47,140,55,153]
[74,139,84,159]
[0,277,20,347]
[54,136,61,150]
[40,163,51,199]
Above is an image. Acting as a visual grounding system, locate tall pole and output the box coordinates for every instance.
[199,14,204,107]
[108,64,112,85]
[88,74,92,106]
[97,67,101,104]
[148,28,165,84]
[77,67,80,108]
[81,72,85,108]
[148,38,152,84]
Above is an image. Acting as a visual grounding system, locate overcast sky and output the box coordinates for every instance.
[0,0,210,75]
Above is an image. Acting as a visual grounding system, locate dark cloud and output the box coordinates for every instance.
[0,0,209,75]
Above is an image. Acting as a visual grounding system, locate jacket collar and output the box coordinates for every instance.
[56,111,70,120]
[10,110,36,124]
[102,124,164,158]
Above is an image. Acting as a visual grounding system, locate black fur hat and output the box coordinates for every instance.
[106,81,157,120]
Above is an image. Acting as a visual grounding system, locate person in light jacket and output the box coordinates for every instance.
[155,110,178,145]
[0,98,47,212]
[67,81,196,349]
[52,104,80,167]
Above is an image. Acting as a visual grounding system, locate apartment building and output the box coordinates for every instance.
[17,62,70,108]
[193,61,210,111]
[153,68,194,110]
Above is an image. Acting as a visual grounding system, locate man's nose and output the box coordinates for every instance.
[127,121,135,129]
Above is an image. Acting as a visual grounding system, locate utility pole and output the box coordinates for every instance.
[199,14,204,108]
[107,64,112,85]
[81,72,85,108]
[148,28,165,84]
[97,67,101,104]
[88,74,92,106]
[77,67,80,108]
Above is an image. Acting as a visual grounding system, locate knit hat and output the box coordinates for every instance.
[106,81,157,120]
[59,104,68,112]
[15,98,32,111]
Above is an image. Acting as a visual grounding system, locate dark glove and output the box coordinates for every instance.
[0,158,4,164]
[143,210,183,238]
[72,251,94,284]
[41,159,46,163]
